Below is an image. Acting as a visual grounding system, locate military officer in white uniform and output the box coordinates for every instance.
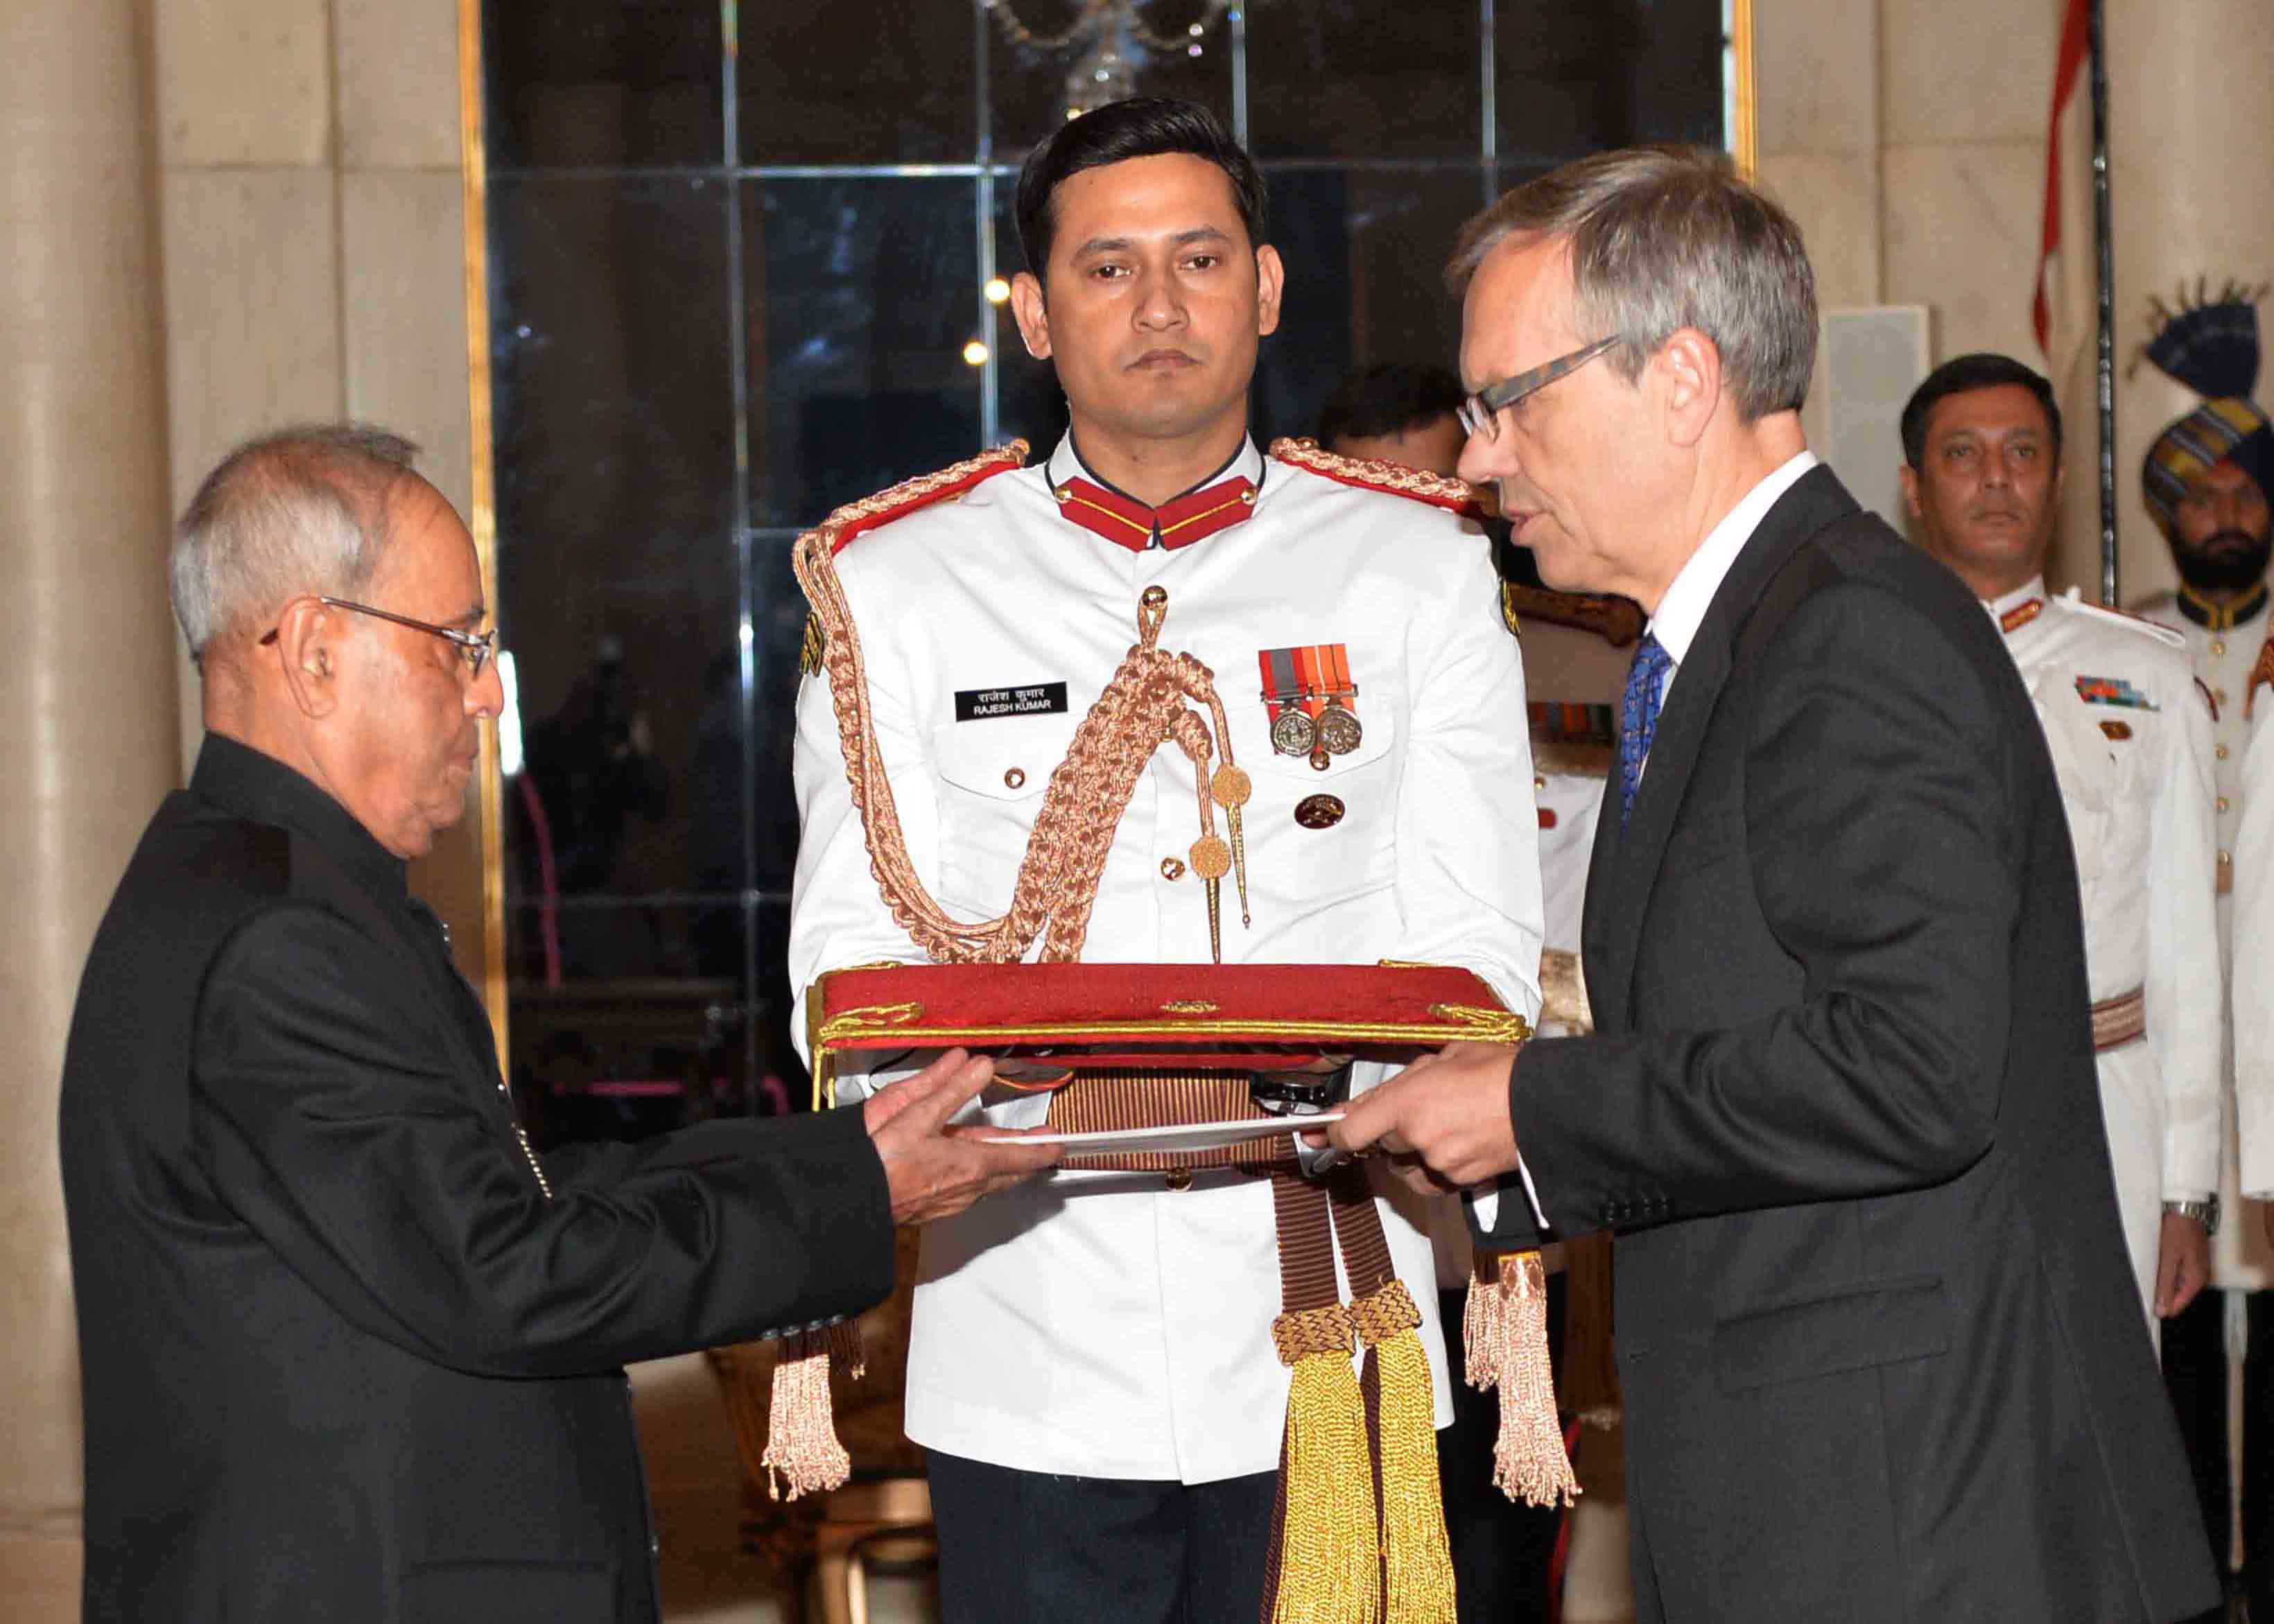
[788,99,1542,1624]
[1900,353,2221,1329]
[2126,288,2274,1621]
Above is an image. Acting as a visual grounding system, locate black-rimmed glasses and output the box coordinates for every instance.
[1457,335,1622,441]
[260,595,498,678]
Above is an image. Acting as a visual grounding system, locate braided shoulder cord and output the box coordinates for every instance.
[790,473,1251,966]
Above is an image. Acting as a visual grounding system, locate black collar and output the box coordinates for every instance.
[2175,579,2269,632]
[189,733,410,908]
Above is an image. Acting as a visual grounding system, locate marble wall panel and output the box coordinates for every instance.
[1879,0,2062,148]
[1754,0,1880,156]
[1880,139,2042,364]
[338,0,462,173]
[155,0,331,168]
[341,170,472,513]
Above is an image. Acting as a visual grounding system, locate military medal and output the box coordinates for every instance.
[1259,643,1361,763]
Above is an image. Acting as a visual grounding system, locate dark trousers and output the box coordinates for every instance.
[2163,1286,2274,1619]
[928,1451,1276,1624]
[1438,1276,1568,1624]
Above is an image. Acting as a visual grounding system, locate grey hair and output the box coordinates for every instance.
[171,424,422,658]
[1446,146,1818,424]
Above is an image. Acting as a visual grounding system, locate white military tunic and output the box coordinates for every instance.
[1993,580,2222,1319]
[2231,615,2274,1205]
[2139,584,2274,1284]
[789,433,1544,1483]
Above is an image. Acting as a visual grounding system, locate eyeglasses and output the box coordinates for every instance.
[260,595,499,678]
[1457,335,1622,442]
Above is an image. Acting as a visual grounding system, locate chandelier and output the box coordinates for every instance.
[982,1,1242,120]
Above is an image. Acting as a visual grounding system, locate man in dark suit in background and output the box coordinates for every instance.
[59,425,1054,1624]
[1329,148,2218,1620]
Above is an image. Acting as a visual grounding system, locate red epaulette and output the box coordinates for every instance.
[2249,636,2274,721]
[1267,437,1482,518]
[813,440,1028,557]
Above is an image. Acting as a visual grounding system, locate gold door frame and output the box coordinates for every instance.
[450,0,1762,1071]
[457,0,510,1069]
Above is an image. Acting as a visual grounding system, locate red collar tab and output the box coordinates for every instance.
[1999,597,2045,635]
[1052,474,1258,552]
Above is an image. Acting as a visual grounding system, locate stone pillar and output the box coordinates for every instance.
[0,1,180,1616]
[2083,0,2274,603]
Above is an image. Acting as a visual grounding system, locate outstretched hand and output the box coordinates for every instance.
[863,1049,1060,1225]
[1319,1041,1523,1191]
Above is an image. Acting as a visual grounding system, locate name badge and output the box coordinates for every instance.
[954,681,1069,722]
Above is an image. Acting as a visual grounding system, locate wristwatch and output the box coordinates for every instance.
[2163,1196,2221,1237]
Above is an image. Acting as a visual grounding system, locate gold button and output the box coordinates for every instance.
[1160,857,1186,881]
[1163,1169,1195,1191]
[2216,688,2230,708]
[2219,796,2232,814]
[2221,848,2232,865]
[1534,774,1547,791]
[1003,767,1025,789]
[1053,484,1072,502]
[2219,744,2232,761]
[2213,640,2228,657]
[1140,584,1168,609]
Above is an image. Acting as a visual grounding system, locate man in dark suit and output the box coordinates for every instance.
[59,425,1055,1624]
[1328,148,2219,1620]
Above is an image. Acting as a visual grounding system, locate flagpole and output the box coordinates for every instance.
[2089,0,2118,604]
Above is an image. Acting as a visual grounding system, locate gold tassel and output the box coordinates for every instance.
[760,1320,866,1501]
[1353,1282,1458,1624]
[1486,1252,1580,1508]
[1269,1305,1380,1624]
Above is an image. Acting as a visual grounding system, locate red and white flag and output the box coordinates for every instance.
[2032,0,2096,369]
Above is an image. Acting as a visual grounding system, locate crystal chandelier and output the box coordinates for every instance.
[982,0,1242,121]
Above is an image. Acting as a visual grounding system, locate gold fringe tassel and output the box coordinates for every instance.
[1353,1282,1458,1624]
[1269,1305,1381,1624]
[760,1320,866,1501]
[1462,1257,1504,1391]
[1482,1251,1581,1509]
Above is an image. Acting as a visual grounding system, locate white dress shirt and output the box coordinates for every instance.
[788,433,1544,1483]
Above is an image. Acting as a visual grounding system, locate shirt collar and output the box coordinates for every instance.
[1044,432,1264,552]
[1647,450,1819,667]
[189,731,411,907]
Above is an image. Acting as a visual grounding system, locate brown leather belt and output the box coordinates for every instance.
[2091,986,2146,1052]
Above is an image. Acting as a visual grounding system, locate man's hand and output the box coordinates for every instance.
[2155,1209,2212,1318]
[862,1049,1059,1225]
[1321,1041,1523,1190]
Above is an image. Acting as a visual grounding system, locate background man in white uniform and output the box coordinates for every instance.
[788,98,1541,1624]
[1899,351,2220,1331]
[2128,289,2274,1613]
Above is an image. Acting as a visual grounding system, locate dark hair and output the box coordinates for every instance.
[1314,363,1467,448]
[1900,352,2063,469]
[1014,97,1267,279]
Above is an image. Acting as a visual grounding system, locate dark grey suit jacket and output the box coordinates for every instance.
[61,736,896,1623]
[1477,466,2217,1622]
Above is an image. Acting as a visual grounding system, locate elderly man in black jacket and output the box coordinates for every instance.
[1330,148,2219,1621]
[59,425,1055,1624]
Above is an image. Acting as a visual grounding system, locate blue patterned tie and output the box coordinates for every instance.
[1617,632,1672,831]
